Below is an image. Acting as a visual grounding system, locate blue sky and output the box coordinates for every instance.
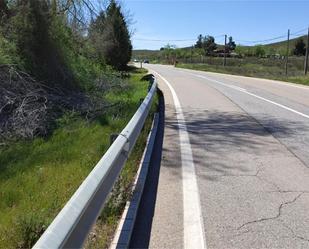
[123,0,309,50]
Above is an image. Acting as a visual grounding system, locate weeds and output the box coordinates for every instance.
[16,213,48,249]
[0,68,157,248]
[177,61,309,85]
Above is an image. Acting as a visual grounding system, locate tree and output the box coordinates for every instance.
[89,0,132,70]
[202,35,217,55]
[254,45,266,57]
[227,36,236,51]
[195,34,203,49]
[1,0,75,86]
[162,44,176,63]
[89,10,106,63]
[293,38,306,56]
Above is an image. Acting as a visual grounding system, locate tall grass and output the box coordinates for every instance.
[176,59,309,86]
[0,68,158,249]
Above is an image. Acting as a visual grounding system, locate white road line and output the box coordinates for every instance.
[193,74,309,120]
[154,71,206,249]
[179,67,309,91]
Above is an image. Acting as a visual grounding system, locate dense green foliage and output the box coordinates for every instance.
[0,1,150,248]
[203,36,217,55]
[0,0,132,87]
[227,36,236,51]
[195,34,217,55]
[195,34,203,49]
[0,0,78,87]
[293,38,306,56]
[89,0,132,70]
[0,68,157,248]
[0,0,134,142]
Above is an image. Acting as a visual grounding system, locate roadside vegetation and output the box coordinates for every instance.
[133,34,309,85]
[176,58,309,85]
[0,67,157,249]
[0,1,157,248]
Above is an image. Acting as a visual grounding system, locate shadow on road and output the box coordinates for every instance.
[130,103,309,246]
[165,108,309,181]
[129,90,165,248]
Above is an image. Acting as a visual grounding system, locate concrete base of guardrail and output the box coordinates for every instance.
[110,112,159,249]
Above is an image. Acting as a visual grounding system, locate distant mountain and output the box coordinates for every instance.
[132,35,308,59]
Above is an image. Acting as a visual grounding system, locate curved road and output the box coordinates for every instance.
[130,64,309,249]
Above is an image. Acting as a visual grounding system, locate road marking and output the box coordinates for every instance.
[153,71,207,249]
[179,67,309,91]
[192,74,309,120]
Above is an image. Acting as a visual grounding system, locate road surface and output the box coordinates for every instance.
[130,64,309,249]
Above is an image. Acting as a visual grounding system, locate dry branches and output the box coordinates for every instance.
[0,65,111,141]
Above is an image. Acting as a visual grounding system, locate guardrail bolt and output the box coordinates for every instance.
[110,133,119,145]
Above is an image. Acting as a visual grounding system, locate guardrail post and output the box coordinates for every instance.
[110,133,119,145]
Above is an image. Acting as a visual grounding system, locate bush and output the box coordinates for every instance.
[16,213,48,249]
[0,34,22,65]
[293,38,306,56]
[254,45,266,57]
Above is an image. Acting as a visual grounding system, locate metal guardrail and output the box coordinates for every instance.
[33,78,157,249]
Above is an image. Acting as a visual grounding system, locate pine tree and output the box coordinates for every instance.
[203,36,217,55]
[93,0,132,70]
[195,34,203,49]
[227,36,236,51]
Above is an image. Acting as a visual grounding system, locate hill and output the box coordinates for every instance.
[263,35,307,50]
[132,35,308,61]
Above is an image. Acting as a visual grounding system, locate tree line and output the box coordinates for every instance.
[0,0,133,140]
[195,34,236,55]
[157,34,307,61]
[0,0,132,86]
[193,34,307,58]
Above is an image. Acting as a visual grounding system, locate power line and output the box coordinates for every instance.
[214,34,226,38]
[237,34,287,44]
[290,32,307,37]
[134,38,196,42]
[234,27,308,45]
[133,27,308,45]
[133,34,226,42]
[290,28,308,36]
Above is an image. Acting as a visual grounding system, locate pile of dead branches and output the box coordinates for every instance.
[0,65,113,141]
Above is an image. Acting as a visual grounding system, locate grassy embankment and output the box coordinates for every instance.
[0,67,158,249]
[176,58,309,85]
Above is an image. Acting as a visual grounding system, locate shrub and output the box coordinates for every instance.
[16,213,48,249]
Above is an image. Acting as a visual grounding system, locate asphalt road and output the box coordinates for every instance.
[130,64,309,249]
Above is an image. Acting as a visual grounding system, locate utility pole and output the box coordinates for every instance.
[223,34,227,67]
[304,27,309,75]
[285,29,290,76]
[191,45,193,63]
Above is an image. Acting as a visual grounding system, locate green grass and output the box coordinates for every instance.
[176,62,309,86]
[0,67,158,249]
